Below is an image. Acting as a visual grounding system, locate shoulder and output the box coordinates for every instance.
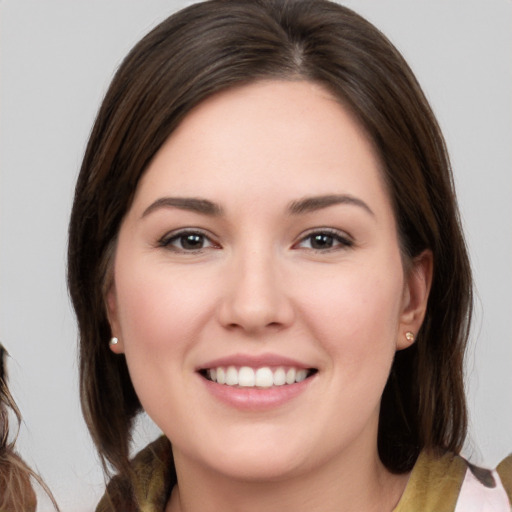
[95,436,175,512]
[497,454,512,506]
[455,455,511,511]
[394,451,512,512]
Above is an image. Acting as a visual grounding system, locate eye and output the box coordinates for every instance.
[295,229,353,251]
[159,230,219,252]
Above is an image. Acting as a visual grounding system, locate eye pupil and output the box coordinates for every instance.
[181,234,204,250]
[311,234,334,249]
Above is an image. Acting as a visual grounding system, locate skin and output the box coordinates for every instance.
[107,80,432,512]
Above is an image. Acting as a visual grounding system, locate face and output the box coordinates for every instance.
[107,80,430,482]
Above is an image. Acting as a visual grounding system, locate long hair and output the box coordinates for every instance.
[68,0,471,479]
[0,345,59,511]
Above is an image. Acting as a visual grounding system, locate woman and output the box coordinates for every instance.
[67,1,512,510]
[0,344,37,512]
[0,344,59,511]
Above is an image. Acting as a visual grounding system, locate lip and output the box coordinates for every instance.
[202,377,314,411]
[197,353,312,371]
[197,353,317,411]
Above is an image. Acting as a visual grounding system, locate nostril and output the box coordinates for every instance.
[225,320,286,333]
[266,321,287,331]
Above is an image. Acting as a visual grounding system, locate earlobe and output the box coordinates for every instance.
[397,250,433,350]
[105,285,125,354]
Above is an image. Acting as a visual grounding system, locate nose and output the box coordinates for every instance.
[217,248,295,335]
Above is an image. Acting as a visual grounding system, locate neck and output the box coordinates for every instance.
[166,442,409,512]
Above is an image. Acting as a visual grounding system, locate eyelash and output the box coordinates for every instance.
[158,229,219,253]
[294,228,354,252]
[157,228,354,254]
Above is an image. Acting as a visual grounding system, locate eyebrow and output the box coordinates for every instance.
[141,197,224,218]
[141,194,374,219]
[288,194,374,216]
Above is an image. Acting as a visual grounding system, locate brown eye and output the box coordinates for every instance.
[296,230,353,251]
[178,233,206,250]
[160,230,218,252]
[310,233,335,249]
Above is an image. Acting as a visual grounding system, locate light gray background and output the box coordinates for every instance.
[1,1,511,510]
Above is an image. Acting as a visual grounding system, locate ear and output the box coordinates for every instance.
[397,250,433,350]
[105,283,125,354]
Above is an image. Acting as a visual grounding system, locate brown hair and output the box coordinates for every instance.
[68,0,471,481]
[0,345,59,511]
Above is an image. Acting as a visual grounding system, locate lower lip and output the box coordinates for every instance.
[201,375,315,411]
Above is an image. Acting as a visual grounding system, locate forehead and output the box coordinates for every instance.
[132,80,390,216]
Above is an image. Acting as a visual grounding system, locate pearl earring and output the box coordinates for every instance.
[109,337,119,346]
[405,331,415,343]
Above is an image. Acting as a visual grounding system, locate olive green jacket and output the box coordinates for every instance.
[96,436,512,512]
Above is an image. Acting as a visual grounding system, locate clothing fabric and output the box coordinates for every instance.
[394,450,512,511]
[96,436,512,511]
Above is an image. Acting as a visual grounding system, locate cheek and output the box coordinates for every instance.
[112,257,221,426]
[296,260,404,370]
[113,255,219,381]
[282,258,405,452]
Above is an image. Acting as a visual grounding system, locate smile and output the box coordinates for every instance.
[202,366,317,388]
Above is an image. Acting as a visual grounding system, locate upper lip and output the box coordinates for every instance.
[197,353,315,371]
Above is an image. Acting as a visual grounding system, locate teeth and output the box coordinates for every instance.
[296,369,308,382]
[255,367,273,388]
[239,367,255,387]
[216,367,226,384]
[285,368,296,385]
[273,367,286,386]
[226,366,238,386]
[205,366,313,387]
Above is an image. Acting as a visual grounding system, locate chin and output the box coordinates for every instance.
[205,449,307,483]
[177,427,313,483]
